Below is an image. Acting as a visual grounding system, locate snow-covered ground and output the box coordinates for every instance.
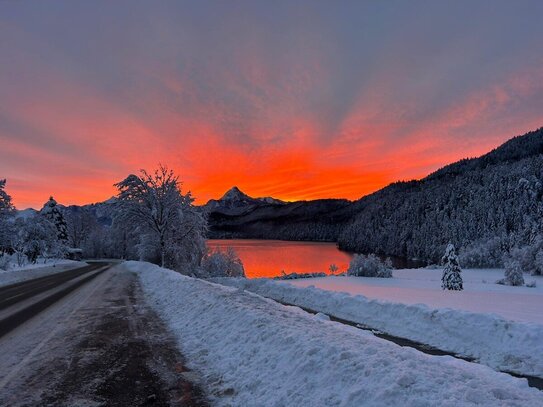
[215,270,543,379]
[0,260,84,287]
[289,268,543,324]
[128,261,543,406]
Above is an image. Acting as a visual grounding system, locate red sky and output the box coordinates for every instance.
[1,2,543,209]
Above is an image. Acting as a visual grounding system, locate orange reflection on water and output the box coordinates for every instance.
[207,239,353,278]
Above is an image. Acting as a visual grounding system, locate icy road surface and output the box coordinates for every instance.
[0,265,207,406]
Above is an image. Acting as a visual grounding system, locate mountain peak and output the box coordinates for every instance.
[204,186,286,213]
[221,186,251,201]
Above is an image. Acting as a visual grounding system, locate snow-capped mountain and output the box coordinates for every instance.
[204,186,285,215]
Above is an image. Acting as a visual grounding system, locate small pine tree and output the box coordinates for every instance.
[504,258,525,286]
[40,196,68,243]
[441,244,463,291]
[0,179,15,254]
[0,179,14,215]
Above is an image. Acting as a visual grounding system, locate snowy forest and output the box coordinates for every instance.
[339,127,543,273]
[0,168,244,278]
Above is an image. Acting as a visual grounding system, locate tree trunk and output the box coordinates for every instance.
[160,238,165,268]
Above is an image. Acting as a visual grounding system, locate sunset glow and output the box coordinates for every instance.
[2,1,543,208]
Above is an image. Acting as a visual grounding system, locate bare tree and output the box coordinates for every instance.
[114,165,207,271]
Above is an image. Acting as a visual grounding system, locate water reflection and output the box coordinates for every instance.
[207,239,352,278]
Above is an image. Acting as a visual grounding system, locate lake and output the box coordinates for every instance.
[207,239,352,278]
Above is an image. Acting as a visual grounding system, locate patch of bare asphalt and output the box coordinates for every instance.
[26,269,208,406]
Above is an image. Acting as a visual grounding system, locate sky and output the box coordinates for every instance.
[1,1,543,209]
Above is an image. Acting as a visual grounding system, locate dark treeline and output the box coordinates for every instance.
[338,127,543,272]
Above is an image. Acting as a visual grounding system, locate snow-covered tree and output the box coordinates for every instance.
[12,217,60,264]
[40,196,68,243]
[201,247,245,277]
[65,208,97,249]
[347,254,392,278]
[0,179,15,254]
[501,258,525,286]
[0,253,10,270]
[0,179,14,215]
[114,165,207,271]
[82,225,109,259]
[509,238,543,276]
[441,244,463,290]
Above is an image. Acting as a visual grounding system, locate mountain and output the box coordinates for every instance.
[338,127,543,268]
[204,187,285,216]
[206,197,351,240]
[202,186,351,240]
[69,200,117,226]
[14,208,38,219]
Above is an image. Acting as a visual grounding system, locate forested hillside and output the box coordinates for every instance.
[339,127,543,269]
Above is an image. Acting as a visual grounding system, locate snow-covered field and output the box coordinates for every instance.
[0,260,83,287]
[215,269,543,379]
[128,261,543,406]
[289,268,543,324]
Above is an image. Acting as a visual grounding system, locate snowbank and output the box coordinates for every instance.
[214,277,543,379]
[127,261,543,406]
[0,260,83,287]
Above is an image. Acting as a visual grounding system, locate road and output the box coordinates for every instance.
[0,263,207,406]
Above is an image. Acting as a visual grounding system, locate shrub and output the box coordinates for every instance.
[201,247,246,278]
[347,254,392,278]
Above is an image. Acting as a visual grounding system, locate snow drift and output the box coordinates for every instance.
[127,261,543,406]
[214,277,543,378]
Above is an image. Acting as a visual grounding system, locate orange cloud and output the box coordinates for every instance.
[2,4,543,209]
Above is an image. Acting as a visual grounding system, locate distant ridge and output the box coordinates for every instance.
[204,186,285,216]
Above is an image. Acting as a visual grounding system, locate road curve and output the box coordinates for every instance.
[0,262,111,338]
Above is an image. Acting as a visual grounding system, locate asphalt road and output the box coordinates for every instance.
[0,263,208,406]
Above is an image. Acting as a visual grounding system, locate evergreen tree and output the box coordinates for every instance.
[503,258,525,286]
[0,179,14,215]
[441,244,463,290]
[40,196,68,242]
[0,179,15,253]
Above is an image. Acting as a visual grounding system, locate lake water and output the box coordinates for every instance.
[207,239,353,278]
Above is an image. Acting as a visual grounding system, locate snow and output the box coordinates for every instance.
[128,261,543,406]
[0,259,83,287]
[287,268,543,324]
[215,271,543,378]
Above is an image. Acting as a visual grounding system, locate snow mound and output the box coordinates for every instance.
[127,261,543,406]
[214,277,543,378]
